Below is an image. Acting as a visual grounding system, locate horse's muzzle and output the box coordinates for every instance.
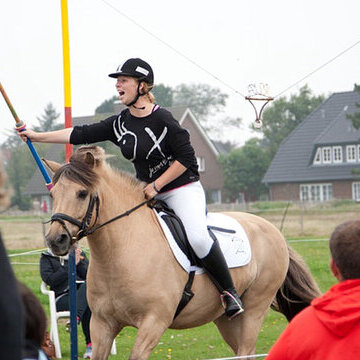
[46,232,72,256]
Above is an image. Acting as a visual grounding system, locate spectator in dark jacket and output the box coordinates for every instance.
[0,232,24,360]
[0,154,23,360]
[40,246,92,359]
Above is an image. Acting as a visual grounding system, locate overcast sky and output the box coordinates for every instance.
[1,0,360,145]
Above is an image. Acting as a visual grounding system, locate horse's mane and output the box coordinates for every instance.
[53,146,145,195]
[53,159,99,190]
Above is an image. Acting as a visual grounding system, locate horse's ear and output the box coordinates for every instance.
[42,159,62,174]
[84,152,96,168]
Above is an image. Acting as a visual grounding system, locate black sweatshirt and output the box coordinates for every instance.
[70,107,199,192]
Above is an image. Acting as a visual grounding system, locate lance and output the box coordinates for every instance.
[0,81,53,190]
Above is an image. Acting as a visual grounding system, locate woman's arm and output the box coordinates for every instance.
[143,160,187,199]
[18,127,73,144]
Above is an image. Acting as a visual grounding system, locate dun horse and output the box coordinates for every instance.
[45,146,321,360]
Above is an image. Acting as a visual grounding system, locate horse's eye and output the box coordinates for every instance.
[78,190,88,199]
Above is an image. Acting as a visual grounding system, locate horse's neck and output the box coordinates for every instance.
[87,173,151,263]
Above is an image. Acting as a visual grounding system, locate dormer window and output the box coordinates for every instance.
[313,148,321,164]
[322,147,332,164]
[333,146,342,163]
[347,145,357,162]
[313,145,347,165]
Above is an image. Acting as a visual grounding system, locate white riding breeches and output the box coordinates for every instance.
[156,181,213,259]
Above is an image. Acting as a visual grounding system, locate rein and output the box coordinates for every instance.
[49,195,151,241]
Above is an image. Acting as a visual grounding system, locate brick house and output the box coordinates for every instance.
[24,106,226,210]
[263,90,360,201]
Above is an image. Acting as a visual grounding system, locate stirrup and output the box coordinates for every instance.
[221,290,244,320]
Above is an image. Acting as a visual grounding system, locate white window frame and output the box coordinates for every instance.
[313,148,321,165]
[322,147,332,164]
[347,145,357,163]
[332,146,343,163]
[300,183,333,202]
[352,182,360,201]
[196,157,205,172]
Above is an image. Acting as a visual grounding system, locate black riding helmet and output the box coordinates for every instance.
[109,58,154,107]
[109,58,154,84]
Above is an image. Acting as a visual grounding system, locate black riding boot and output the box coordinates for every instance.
[201,240,244,319]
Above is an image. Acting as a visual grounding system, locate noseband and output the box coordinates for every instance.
[50,194,100,241]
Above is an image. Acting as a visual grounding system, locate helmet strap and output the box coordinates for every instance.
[126,81,146,109]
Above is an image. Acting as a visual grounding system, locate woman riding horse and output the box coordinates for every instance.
[20,57,243,318]
[43,146,321,359]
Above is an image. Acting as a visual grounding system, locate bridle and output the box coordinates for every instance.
[48,194,151,242]
[49,194,100,242]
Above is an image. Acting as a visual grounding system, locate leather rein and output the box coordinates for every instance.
[48,194,151,241]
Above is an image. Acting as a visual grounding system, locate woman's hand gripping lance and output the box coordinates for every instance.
[0,81,53,190]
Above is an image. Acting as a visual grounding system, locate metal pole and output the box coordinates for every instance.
[68,248,78,359]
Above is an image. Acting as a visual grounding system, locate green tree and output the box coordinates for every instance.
[173,83,241,134]
[346,84,360,128]
[33,102,61,131]
[219,138,270,202]
[95,95,118,114]
[173,83,228,120]
[254,85,324,159]
[2,135,49,210]
[152,84,173,107]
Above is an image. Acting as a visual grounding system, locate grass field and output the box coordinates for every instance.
[3,208,338,359]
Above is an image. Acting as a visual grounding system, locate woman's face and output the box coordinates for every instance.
[115,76,140,104]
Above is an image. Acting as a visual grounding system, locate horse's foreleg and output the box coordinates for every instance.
[90,315,121,360]
[129,315,169,360]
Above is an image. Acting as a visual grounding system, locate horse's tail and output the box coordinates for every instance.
[271,244,322,321]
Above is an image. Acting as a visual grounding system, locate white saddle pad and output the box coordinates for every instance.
[154,211,252,274]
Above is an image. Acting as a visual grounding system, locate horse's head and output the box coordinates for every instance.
[45,146,103,256]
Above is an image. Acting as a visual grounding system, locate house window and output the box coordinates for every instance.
[311,185,321,201]
[322,147,332,164]
[352,182,360,201]
[196,157,205,172]
[347,145,356,162]
[300,185,309,201]
[210,189,221,204]
[332,146,342,163]
[300,183,333,202]
[313,148,321,164]
[322,184,333,201]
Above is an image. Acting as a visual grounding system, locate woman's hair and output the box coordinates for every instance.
[330,220,360,279]
[140,81,155,103]
[18,281,47,346]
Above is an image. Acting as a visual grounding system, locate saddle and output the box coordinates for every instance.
[149,200,236,319]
